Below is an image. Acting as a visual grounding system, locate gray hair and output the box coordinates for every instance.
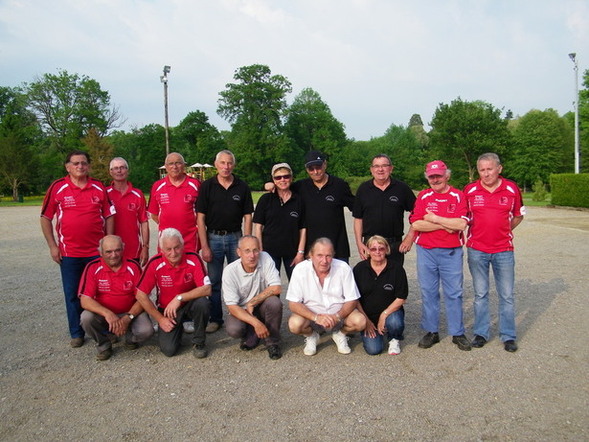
[165,152,186,164]
[477,152,501,166]
[215,150,236,164]
[309,237,334,256]
[109,157,129,170]
[99,235,124,253]
[238,235,260,249]
[159,228,184,249]
[424,168,452,179]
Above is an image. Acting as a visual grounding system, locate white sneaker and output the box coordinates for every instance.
[303,331,320,356]
[183,321,195,333]
[388,338,401,355]
[332,331,351,354]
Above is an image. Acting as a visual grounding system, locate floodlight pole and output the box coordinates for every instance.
[161,65,171,156]
[568,53,580,174]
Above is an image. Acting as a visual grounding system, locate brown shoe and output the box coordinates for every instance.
[70,337,84,348]
[96,348,113,361]
[205,322,221,334]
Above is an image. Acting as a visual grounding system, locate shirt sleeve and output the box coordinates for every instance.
[221,264,240,306]
[146,182,159,215]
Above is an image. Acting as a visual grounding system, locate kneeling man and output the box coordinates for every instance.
[136,228,211,358]
[222,235,283,360]
[79,235,154,361]
[287,237,366,355]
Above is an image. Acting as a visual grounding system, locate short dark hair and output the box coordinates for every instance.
[65,150,91,165]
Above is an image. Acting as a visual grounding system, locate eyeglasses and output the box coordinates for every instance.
[68,161,89,167]
[369,246,387,253]
[166,162,184,167]
[371,163,391,169]
[110,166,128,171]
[306,165,323,172]
[273,174,292,181]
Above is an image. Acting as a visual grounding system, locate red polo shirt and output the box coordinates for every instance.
[41,176,116,257]
[107,182,148,260]
[147,175,201,252]
[410,185,468,249]
[78,257,142,314]
[464,177,525,253]
[137,252,210,309]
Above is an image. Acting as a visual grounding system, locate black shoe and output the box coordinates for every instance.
[96,348,113,361]
[418,332,440,349]
[124,341,139,350]
[471,335,487,348]
[504,340,518,352]
[193,344,208,359]
[240,342,257,351]
[452,334,472,351]
[267,345,282,360]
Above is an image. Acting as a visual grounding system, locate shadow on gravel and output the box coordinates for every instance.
[515,278,567,338]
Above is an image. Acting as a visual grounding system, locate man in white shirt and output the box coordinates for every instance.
[286,237,366,356]
[222,235,283,359]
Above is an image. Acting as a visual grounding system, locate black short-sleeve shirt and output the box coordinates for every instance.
[292,175,354,259]
[197,175,254,232]
[353,258,408,325]
[353,178,416,239]
[253,192,305,257]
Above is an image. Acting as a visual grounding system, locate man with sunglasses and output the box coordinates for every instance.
[409,161,471,351]
[291,151,354,262]
[353,153,416,266]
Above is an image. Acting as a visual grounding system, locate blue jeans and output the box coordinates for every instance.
[361,309,405,355]
[60,256,99,338]
[467,248,516,342]
[207,232,240,324]
[416,245,465,336]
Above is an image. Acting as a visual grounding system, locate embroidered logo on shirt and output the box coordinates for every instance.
[232,195,241,201]
[124,280,133,290]
[184,273,193,283]
[128,202,137,211]
[290,211,299,218]
[325,195,335,202]
[383,284,394,291]
[92,195,101,204]
[389,196,399,203]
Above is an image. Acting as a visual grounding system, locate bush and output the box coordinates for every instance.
[532,180,548,202]
[550,173,589,208]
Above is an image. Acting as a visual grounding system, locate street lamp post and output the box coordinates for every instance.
[568,53,580,174]
[160,65,171,156]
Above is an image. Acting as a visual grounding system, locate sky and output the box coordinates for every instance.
[1,0,588,141]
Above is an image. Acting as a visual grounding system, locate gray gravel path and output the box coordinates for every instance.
[0,205,587,441]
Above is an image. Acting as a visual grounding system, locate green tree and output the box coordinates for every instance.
[217,64,292,188]
[26,70,123,153]
[579,69,589,172]
[429,98,512,184]
[82,128,114,185]
[173,110,227,166]
[284,88,348,176]
[510,109,573,189]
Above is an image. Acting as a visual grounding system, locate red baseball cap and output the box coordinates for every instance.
[425,160,447,177]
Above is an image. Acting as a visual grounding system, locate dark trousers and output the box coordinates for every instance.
[158,297,210,357]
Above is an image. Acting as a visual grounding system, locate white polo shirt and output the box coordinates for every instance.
[222,251,281,307]
[286,259,360,315]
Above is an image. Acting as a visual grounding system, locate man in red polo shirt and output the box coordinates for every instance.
[79,235,153,361]
[148,152,200,253]
[464,153,525,353]
[136,228,211,358]
[107,157,149,265]
[41,150,116,348]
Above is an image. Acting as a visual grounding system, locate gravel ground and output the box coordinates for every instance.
[0,205,588,441]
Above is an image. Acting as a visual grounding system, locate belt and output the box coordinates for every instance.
[209,230,239,236]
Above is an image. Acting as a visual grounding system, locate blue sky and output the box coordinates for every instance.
[1,0,587,140]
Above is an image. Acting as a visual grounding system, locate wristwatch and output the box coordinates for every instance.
[176,295,183,302]
[126,313,135,320]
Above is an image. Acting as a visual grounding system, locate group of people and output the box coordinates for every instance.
[41,147,525,361]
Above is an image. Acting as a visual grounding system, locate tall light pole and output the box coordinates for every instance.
[160,65,171,156]
[568,53,580,174]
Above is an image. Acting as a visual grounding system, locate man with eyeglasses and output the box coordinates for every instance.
[353,153,416,266]
[107,157,149,265]
[291,151,354,262]
[79,235,153,361]
[409,160,471,351]
[41,150,116,348]
[148,152,201,254]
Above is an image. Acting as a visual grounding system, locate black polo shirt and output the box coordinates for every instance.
[253,191,305,257]
[292,175,354,260]
[353,178,416,240]
[197,175,254,232]
[353,258,408,326]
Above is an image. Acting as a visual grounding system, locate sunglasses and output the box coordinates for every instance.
[369,247,387,253]
[273,174,292,181]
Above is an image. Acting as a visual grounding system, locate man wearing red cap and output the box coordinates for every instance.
[409,160,472,351]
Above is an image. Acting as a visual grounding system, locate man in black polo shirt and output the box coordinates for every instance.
[353,153,416,265]
[197,150,254,333]
[292,151,354,262]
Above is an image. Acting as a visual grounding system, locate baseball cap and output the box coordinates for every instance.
[305,151,326,168]
[425,160,447,177]
[271,162,292,176]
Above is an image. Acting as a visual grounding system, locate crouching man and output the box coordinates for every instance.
[79,235,153,361]
[286,237,366,355]
[222,235,283,360]
[136,228,211,358]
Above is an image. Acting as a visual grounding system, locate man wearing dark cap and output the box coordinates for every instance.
[291,151,355,262]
